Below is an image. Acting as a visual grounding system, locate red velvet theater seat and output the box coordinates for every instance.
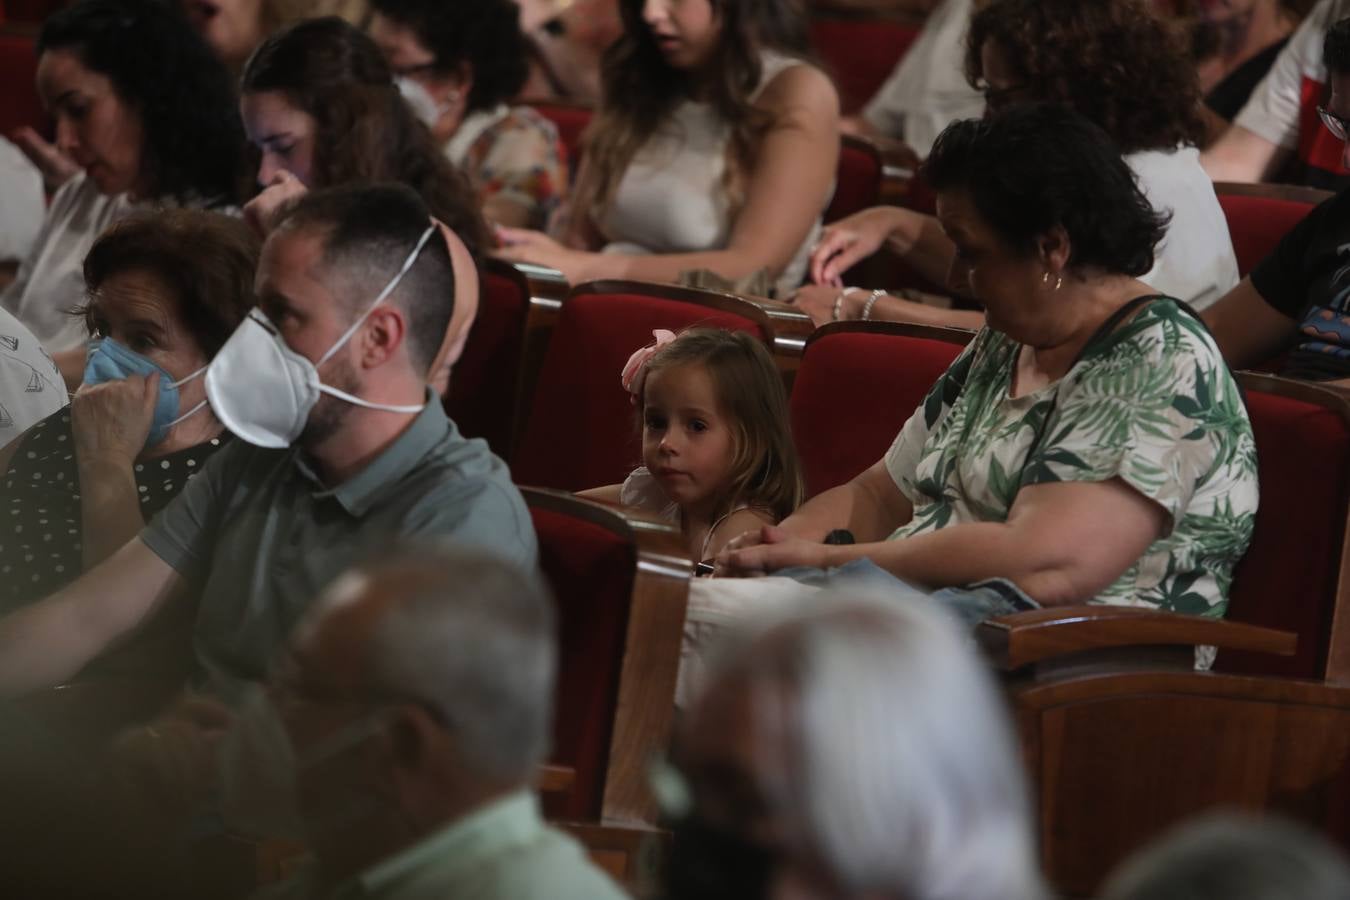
[0,29,46,137]
[790,321,972,497]
[1214,181,1331,277]
[443,259,530,458]
[1219,373,1350,679]
[511,280,777,492]
[808,15,919,115]
[525,487,689,825]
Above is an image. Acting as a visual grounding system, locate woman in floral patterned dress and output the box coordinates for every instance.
[716,104,1259,634]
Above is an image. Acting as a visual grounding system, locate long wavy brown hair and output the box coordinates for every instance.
[569,0,810,230]
[966,0,1205,155]
[240,17,489,255]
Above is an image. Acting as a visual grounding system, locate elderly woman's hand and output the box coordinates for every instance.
[244,170,309,236]
[809,206,913,287]
[71,373,160,464]
[714,526,829,577]
[493,226,596,284]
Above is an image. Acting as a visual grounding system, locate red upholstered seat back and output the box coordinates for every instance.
[444,266,529,457]
[1216,192,1317,277]
[808,18,919,115]
[0,31,45,136]
[526,101,593,170]
[791,325,969,497]
[513,288,769,490]
[1219,380,1350,679]
[827,137,882,223]
[531,504,636,821]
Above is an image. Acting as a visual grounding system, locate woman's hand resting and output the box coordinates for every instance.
[809,206,912,287]
[714,525,829,577]
[493,226,597,284]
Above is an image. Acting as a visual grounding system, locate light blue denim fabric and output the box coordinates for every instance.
[778,558,1039,629]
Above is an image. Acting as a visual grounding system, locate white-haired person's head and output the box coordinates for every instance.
[248,544,557,882]
[662,589,1048,900]
[1101,813,1350,900]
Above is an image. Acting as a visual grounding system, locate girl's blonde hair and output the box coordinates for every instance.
[642,328,804,522]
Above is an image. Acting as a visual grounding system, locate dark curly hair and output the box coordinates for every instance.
[38,0,249,204]
[966,0,1204,155]
[367,0,531,114]
[240,17,489,256]
[923,105,1170,279]
[82,209,259,358]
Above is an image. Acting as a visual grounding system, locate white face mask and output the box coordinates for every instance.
[205,224,435,448]
[396,76,451,129]
[218,683,391,841]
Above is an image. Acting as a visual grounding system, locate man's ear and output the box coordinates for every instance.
[360,304,409,368]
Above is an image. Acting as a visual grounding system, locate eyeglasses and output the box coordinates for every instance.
[1319,105,1350,142]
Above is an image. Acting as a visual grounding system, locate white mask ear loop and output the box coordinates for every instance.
[163,365,211,430]
[316,224,437,368]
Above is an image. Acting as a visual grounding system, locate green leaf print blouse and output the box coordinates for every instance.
[884,298,1259,617]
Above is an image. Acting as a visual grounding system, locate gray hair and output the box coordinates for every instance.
[1101,813,1350,900]
[703,590,1047,900]
[329,544,557,783]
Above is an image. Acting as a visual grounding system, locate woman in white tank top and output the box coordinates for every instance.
[495,0,839,299]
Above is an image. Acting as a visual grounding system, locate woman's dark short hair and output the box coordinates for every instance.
[965,0,1204,154]
[923,104,1169,278]
[82,210,260,358]
[367,0,531,113]
[38,0,248,204]
[240,16,489,256]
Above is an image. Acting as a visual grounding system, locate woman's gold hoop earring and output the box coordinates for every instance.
[1041,271,1063,291]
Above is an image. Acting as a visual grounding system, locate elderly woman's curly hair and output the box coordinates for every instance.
[966,0,1205,155]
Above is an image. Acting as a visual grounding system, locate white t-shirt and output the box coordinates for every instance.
[0,172,135,353]
[861,0,984,156]
[1128,147,1240,310]
[0,139,44,267]
[0,307,67,450]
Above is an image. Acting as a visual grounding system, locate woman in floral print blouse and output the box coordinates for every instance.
[717,105,1259,633]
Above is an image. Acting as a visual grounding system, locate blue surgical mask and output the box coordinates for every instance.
[82,337,208,448]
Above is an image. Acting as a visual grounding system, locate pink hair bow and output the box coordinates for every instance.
[621,329,677,403]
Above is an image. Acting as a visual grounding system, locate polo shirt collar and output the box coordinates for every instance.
[355,791,544,897]
[295,389,450,517]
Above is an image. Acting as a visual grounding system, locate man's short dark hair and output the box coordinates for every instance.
[1326,17,1350,78]
[275,183,455,373]
[922,104,1169,279]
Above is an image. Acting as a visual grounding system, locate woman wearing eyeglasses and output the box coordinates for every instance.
[367,0,569,229]
[793,0,1240,326]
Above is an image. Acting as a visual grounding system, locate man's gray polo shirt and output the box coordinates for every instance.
[141,393,537,698]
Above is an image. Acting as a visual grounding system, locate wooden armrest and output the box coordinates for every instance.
[517,262,570,311]
[976,605,1297,671]
[537,763,576,795]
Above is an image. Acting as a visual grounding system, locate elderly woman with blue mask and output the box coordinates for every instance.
[0,209,258,615]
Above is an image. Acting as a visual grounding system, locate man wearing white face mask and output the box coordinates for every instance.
[230,545,626,900]
[0,183,537,705]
